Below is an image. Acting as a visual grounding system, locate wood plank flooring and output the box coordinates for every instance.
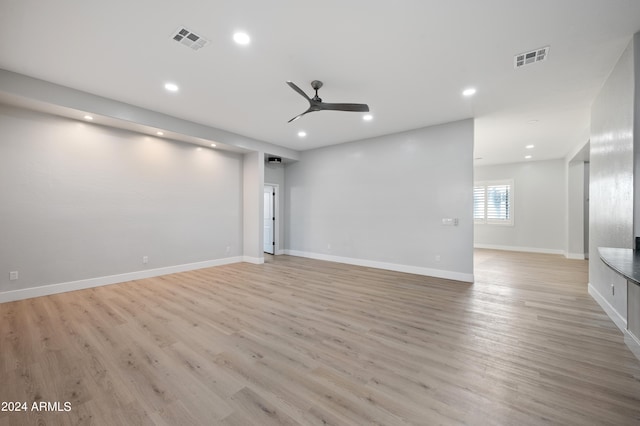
[1,250,640,425]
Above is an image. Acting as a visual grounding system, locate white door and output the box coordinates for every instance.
[264,186,275,254]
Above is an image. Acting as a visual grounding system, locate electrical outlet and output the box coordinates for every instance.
[142,256,149,264]
[9,271,18,281]
[327,244,331,250]
[435,255,441,262]
[226,246,231,255]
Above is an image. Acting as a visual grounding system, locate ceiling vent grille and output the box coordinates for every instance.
[171,26,209,51]
[514,46,549,68]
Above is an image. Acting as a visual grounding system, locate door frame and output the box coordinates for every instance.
[264,183,280,255]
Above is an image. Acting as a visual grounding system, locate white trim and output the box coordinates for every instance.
[474,179,514,226]
[588,283,627,331]
[474,243,565,255]
[566,252,586,260]
[588,283,640,362]
[0,257,243,304]
[625,332,640,362]
[284,250,474,283]
[242,256,264,265]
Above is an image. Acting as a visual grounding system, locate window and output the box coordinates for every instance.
[474,180,513,225]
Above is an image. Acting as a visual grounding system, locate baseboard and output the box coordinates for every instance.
[566,252,586,260]
[283,250,474,283]
[0,256,243,304]
[587,283,640,361]
[242,256,264,265]
[474,243,565,255]
[625,331,640,361]
[588,283,627,331]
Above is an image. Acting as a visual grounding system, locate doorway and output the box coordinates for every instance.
[264,184,277,254]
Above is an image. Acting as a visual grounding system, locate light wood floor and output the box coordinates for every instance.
[1,250,640,425]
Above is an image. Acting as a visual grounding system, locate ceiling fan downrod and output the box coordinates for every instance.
[311,80,323,102]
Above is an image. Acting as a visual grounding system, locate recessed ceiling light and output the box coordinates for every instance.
[84,115,93,120]
[363,114,373,121]
[462,88,476,97]
[210,143,216,147]
[196,147,202,151]
[298,131,307,137]
[525,155,532,159]
[164,82,179,92]
[156,131,164,136]
[527,120,539,125]
[525,144,534,149]
[233,32,250,45]
[474,157,483,160]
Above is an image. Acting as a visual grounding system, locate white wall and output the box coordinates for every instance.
[564,141,590,259]
[584,162,590,256]
[589,36,637,326]
[0,104,243,299]
[0,69,299,161]
[567,161,586,258]
[242,151,264,263]
[284,119,474,282]
[474,159,566,254]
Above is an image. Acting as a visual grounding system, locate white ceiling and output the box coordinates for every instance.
[1,0,639,165]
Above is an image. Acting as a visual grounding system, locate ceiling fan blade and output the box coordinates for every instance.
[286,81,311,101]
[287,108,312,123]
[317,102,370,112]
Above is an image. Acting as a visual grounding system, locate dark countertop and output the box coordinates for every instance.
[599,247,640,286]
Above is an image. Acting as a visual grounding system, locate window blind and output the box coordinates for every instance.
[473,186,486,220]
[486,184,510,221]
[474,180,513,225]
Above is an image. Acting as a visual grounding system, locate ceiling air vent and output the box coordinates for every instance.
[171,26,209,51]
[514,46,549,69]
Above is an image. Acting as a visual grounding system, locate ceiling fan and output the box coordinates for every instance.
[286,80,369,123]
